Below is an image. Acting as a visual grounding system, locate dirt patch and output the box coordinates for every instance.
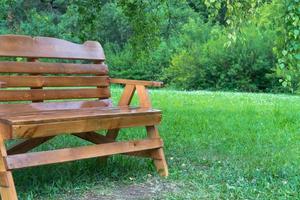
[67,178,179,200]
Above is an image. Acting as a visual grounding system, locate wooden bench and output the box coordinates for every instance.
[0,35,168,200]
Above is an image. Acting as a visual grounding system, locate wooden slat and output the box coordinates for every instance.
[73,132,158,159]
[0,62,108,75]
[0,100,112,114]
[1,107,160,124]
[0,35,105,60]
[0,76,109,87]
[11,113,161,139]
[5,138,163,169]
[0,88,110,101]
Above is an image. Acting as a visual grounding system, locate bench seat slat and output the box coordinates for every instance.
[0,88,110,101]
[5,138,163,170]
[1,107,161,125]
[11,113,161,139]
[0,76,109,87]
[0,62,108,75]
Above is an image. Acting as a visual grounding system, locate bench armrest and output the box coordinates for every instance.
[112,78,159,108]
[110,78,163,87]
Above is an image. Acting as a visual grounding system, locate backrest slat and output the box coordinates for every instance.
[0,88,110,101]
[0,62,108,75]
[0,76,109,87]
[0,100,113,114]
[0,35,105,60]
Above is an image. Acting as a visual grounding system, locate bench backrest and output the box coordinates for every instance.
[0,35,111,103]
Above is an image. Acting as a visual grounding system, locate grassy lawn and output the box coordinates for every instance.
[12,88,300,199]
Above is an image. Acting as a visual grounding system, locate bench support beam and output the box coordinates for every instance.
[73,132,157,159]
[5,138,162,170]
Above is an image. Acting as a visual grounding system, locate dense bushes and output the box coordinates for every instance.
[164,20,279,92]
[0,0,294,93]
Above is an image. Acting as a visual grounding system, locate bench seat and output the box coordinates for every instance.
[0,102,162,139]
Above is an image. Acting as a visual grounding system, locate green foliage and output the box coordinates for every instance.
[117,0,164,55]
[19,9,59,37]
[204,0,300,92]
[276,0,300,92]
[106,39,177,80]
[0,0,297,93]
[165,20,279,92]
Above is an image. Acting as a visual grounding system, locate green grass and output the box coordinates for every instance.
[11,88,300,199]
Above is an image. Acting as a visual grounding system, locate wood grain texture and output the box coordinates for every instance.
[0,171,17,200]
[0,35,105,60]
[0,62,108,75]
[118,84,136,106]
[0,123,12,140]
[0,100,112,114]
[136,85,152,108]
[0,88,110,101]
[73,132,157,159]
[146,126,169,177]
[0,135,18,200]
[11,113,161,138]
[6,138,163,169]
[1,107,161,125]
[0,76,109,87]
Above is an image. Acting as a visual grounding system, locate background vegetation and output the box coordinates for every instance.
[0,0,299,93]
[1,1,300,199]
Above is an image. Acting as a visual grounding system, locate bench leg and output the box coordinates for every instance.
[0,137,18,200]
[146,126,168,177]
[0,172,18,200]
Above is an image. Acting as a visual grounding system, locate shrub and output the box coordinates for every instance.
[164,20,279,92]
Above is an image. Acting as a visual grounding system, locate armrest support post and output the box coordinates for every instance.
[112,78,161,108]
[136,85,151,108]
[118,85,135,106]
